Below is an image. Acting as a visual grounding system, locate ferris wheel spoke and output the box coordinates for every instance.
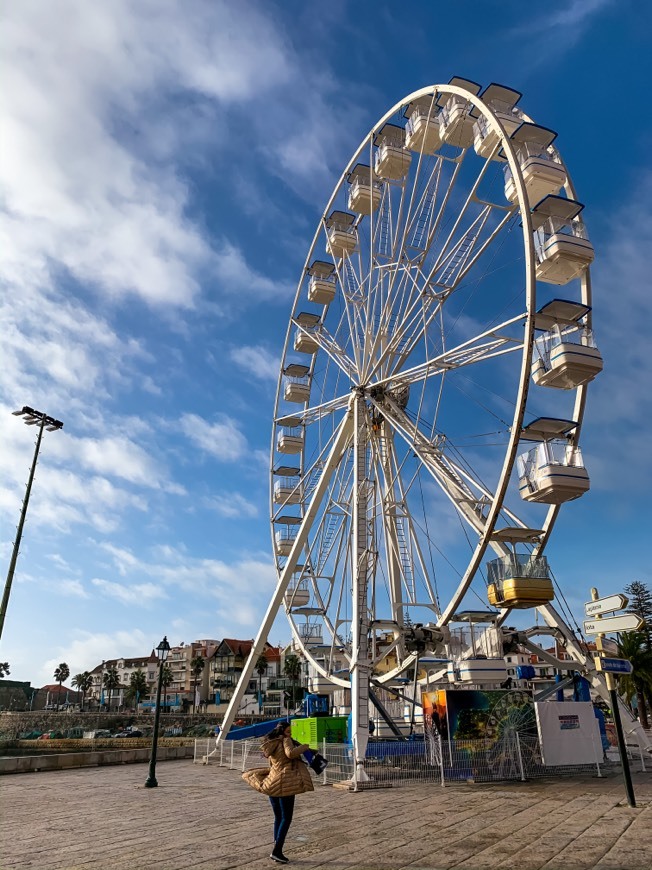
[370,395,500,541]
[293,316,358,381]
[373,312,526,390]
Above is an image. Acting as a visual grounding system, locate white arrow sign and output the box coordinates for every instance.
[584,594,629,616]
[584,613,644,635]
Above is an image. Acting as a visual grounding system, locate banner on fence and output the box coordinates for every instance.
[535,701,600,766]
[423,688,536,744]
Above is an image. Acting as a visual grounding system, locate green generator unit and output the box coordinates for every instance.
[291,716,348,749]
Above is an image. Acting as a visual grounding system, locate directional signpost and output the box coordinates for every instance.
[584,612,644,636]
[584,594,629,617]
[594,657,634,675]
[586,587,639,807]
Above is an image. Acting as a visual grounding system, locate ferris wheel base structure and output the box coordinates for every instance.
[211,78,646,779]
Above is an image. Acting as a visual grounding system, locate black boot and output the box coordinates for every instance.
[270,846,289,864]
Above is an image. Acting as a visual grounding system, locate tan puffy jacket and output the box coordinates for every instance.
[242,736,314,797]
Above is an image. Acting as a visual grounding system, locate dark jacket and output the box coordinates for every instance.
[242,735,314,797]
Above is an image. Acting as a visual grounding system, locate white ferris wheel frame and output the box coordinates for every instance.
[210,83,647,767]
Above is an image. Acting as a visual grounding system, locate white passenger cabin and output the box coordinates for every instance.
[283,363,311,404]
[293,312,321,355]
[274,515,301,557]
[325,211,357,259]
[504,123,566,206]
[276,415,303,454]
[517,418,589,504]
[448,659,508,684]
[374,123,412,180]
[473,83,522,160]
[285,578,310,609]
[532,195,594,285]
[347,163,382,214]
[307,260,337,305]
[532,300,603,389]
[404,95,441,154]
[273,465,302,505]
[438,77,482,148]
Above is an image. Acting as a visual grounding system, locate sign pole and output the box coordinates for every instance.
[591,587,635,807]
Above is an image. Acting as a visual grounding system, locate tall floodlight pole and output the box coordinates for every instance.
[0,407,64,642]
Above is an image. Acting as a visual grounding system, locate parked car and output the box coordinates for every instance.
[114,728,143,738]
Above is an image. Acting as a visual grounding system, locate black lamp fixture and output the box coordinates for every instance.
[145,636,171,788]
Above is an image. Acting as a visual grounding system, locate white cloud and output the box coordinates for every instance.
[59,579,88,598]
[205,492,260,519]
[91,578,167,605]
[100,542,276,602]
[511,0,615,60]
[0,0,296,311]
[230,345,280,382]
[179,413,248,461]
[38,628,153,686]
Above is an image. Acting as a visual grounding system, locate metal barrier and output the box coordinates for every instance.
[197,733,615,784]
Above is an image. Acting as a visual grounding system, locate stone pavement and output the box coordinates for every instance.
[3,759,652,870]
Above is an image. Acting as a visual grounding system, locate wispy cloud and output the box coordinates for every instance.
[91,578,168,605]
[510,0,615,62]
[230,345,280,382]
[178,413,248,461]
[205,492,260,519]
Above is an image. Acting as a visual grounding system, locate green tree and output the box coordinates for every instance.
[617,631,652,730]
[0,662,10,679]
[624,580,652,650]
[255,652,268,714]
[126,669,149,709]
[71,671,93,711]
[161,663,173,711]
[102,665,120,712]
[53,662,70,711]
[190,655,206,714]
[283,654,302,709]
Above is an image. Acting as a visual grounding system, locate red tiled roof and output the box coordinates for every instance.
[219,639,254,657]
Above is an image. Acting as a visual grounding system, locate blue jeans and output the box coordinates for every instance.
[269,795,295,852]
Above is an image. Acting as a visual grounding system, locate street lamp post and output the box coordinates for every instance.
[0,407,64,641]
[145,636,171,788]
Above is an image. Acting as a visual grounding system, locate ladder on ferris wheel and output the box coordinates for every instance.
[303,461,325,503]
[343,256,364,303]
[436,229,478,288]
[316,511,342,574]
[409,169,440,250]
[376,197,392,259]
[395,514,415,592]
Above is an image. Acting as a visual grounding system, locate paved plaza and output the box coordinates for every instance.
[3,759,652,870]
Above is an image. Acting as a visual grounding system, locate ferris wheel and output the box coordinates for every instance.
[214,78,609,775]
[269,78,601,771]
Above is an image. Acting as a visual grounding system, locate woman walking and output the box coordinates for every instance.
[242,721,314,863]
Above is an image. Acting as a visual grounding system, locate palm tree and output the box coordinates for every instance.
[0,662,10,679]
[102,665,120,712]
[283,654,302,710]
[190,656,206,715]
[617,631,652,730]
[53,662,70,711]
[71,671,93,711]
[255,653,268,714]
[126,669,149,710]
[161,663,173,712]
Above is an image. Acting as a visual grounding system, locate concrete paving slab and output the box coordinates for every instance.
[1,759,651,870]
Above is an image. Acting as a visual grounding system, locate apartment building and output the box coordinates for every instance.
[88,652,158,710]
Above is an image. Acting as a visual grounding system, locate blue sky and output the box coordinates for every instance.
[1,0,652,686]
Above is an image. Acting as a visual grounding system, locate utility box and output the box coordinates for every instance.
[291,716,348,749]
